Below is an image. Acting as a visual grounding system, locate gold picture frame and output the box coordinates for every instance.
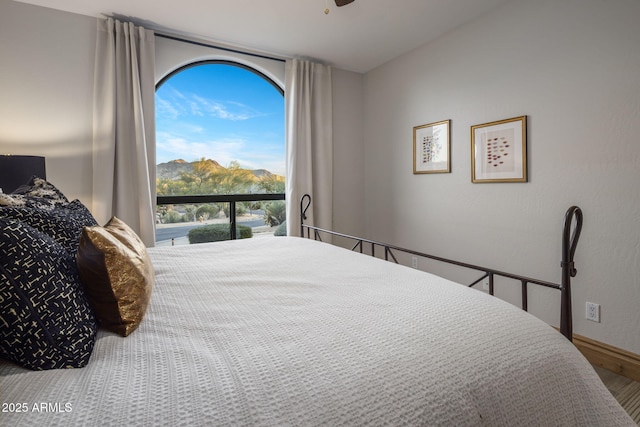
[413,119,451,174]
[471,116,527,183]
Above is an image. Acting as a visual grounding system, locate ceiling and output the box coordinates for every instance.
[12,0,509,73]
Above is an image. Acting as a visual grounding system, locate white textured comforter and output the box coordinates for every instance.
[1,237,634,426]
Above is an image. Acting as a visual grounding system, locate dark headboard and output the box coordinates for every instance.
[0,155,46,193]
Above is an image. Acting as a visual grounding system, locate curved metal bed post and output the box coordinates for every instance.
[560,206,584,341]
[300,194,312,237]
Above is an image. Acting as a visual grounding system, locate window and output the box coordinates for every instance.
[155,61,285,245]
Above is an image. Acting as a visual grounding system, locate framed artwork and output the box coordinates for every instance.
[413,119,451,174]
[471,116,527,183]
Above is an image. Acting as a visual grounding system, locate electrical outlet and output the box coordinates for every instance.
[586,302,600,322]
[411,256,418,269]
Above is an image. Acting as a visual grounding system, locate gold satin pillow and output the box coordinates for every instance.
[77,217,154,337]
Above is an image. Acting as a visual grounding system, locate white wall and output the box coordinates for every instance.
[363,0,640,353]
[0,0,96,205]
[332,68,365,238]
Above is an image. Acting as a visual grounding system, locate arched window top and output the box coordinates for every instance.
[157,59,283,95]
[155,60,285,186]
[154,35,286,92]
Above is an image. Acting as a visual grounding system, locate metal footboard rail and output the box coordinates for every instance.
[299,194,583,341]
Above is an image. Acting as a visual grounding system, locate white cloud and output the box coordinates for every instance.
[158,86,261,122]
[156,132,247,165]
[192,95,260,121]
[238,155,286,177]
[155,97,180,120]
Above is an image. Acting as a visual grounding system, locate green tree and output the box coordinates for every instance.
[183,205,197,222]
[163,210,183,223]
[195,204,219,221]
[178,158,223,194]
[157,178,190,196]
[257,175,285,193]
[244,201,263,216]
[212,161,255,194]
[264,201,286,226]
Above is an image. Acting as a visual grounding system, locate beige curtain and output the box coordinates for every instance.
[92,18,156,246]
[285,59,333,238]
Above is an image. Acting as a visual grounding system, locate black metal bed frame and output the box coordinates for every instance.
[299,194,583,341]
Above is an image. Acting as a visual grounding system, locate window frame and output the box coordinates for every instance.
[155,60,285,241]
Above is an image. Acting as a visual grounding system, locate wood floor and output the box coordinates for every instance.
[595,365,640,425]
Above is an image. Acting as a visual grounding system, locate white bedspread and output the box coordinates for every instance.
[1,237,634,426]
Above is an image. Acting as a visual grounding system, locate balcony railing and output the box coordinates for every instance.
[157,193,285,241]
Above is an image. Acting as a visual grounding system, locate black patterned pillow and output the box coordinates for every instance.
[12,176,69,206]
[0,217,98,370]
[0,193,28,207]
[0,200,98,255]
[0,192,56,210]
[1,177,70,210]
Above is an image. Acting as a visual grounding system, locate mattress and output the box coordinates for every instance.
[1,237,634,426]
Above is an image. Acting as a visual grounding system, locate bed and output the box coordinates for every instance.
[1,183,635,426]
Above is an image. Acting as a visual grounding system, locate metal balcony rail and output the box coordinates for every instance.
[157,193,285,240]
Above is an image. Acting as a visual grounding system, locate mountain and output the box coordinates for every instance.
[156,159,283,181]
[156,159,193,180]
[251,169,280,180]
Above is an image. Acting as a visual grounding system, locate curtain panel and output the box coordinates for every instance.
[285,59,333,238]
[92,18,156,247]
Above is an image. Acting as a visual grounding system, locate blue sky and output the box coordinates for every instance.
[155,63,285,176]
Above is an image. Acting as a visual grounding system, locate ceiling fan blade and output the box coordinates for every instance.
[335,0,355,6]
